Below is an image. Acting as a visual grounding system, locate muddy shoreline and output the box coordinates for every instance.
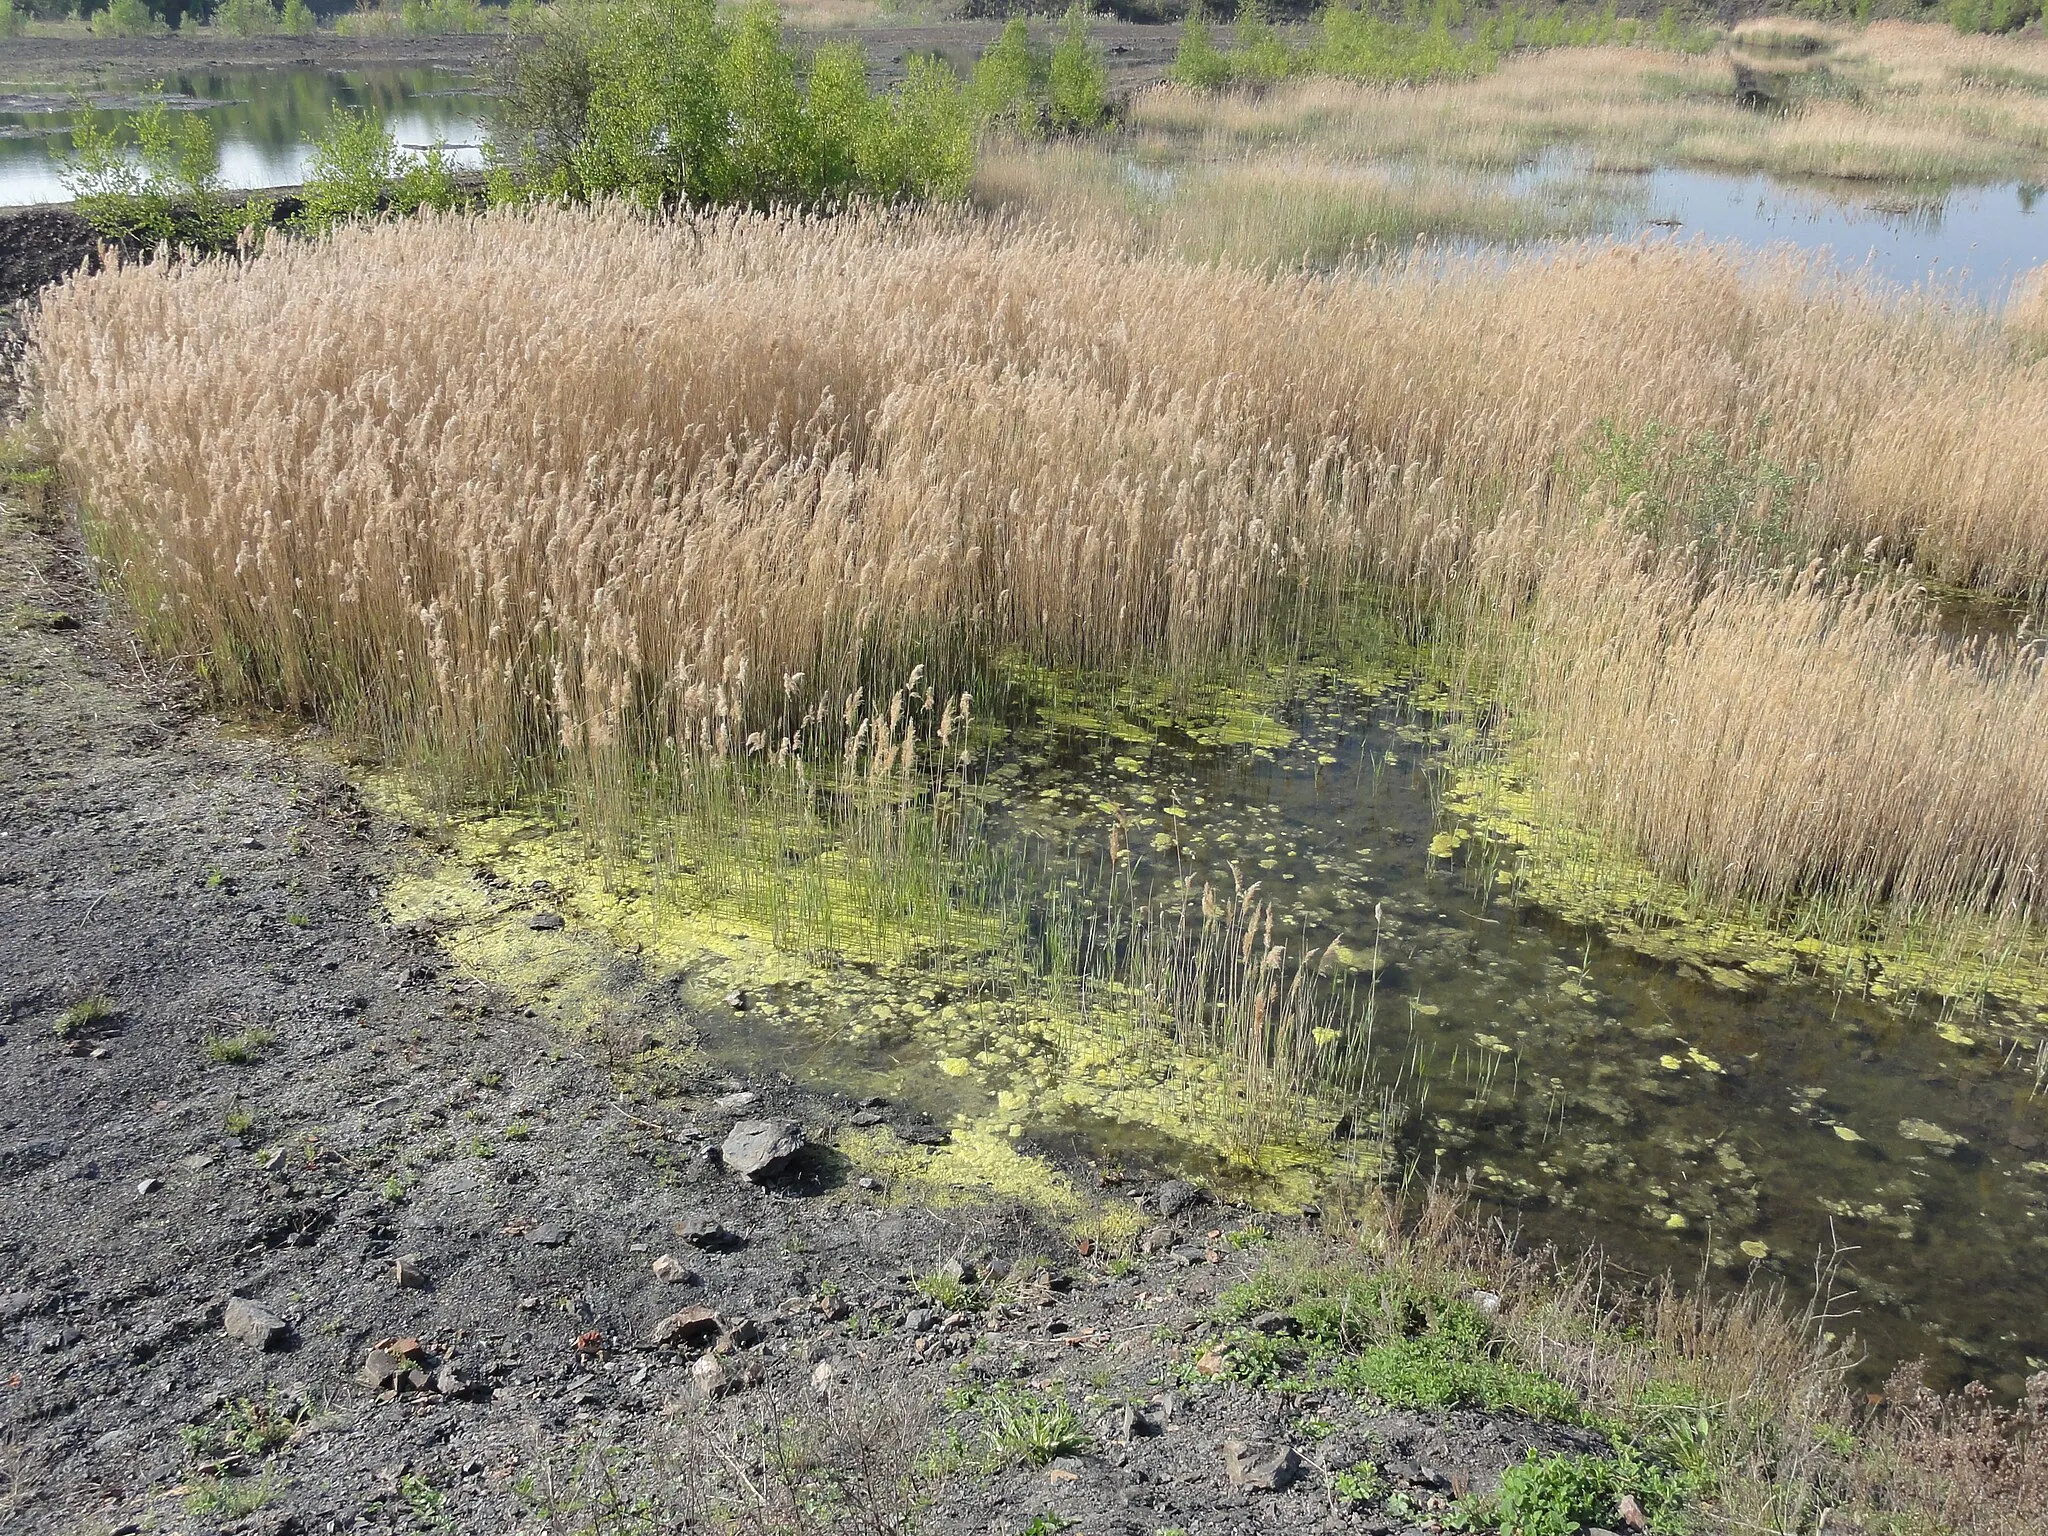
[0,438,1613,1533]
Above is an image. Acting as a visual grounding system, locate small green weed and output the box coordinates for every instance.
[182,1392,307,1465]
[53,992,112,1039]
[1332,1458,1388,1503]
[399,1471,450,1528]
[205,1027,276,1065]
[185,1469,282,1520]
[950,1382,1090,1467]
[224,1108,259,1140]
[1494,1444,1693,1536]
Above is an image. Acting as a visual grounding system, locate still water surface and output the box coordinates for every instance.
[0,67,491,208]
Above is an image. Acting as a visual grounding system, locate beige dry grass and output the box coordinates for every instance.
[1517,534,2048,923]
[29,205,2048,928]
[2012,262,2048,353]
[1132,24,2048,185]
[971,136,1609,267]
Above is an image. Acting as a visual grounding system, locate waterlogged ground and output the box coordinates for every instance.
[982,672,2048,1392]
[384,664,2048,1397]
[0,66,493,207]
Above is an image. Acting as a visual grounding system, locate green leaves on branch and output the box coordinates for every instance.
[296,108,462,233]
[62,94,268,247]
[1169,0,1717,95]
[495,0,972,209]
[969,7,1111,137]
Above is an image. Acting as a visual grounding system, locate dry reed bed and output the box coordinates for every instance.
[1131,24,2048,185]
[29,205,2048,920]
[1520,534,2048,919]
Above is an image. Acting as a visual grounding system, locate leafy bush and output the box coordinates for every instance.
[1319,5,1499,84]
[1171,10,1235,89]
[0,0,26,37]
[968,16,1048,134]
[91,0,165,36]
[281,0,314,31]
[215,0,278,34]
[494,0,970,207]
[1048,5,1110,132]
[1494,1447,1691,1536]
[296,110,464,232]
[62,97,266,247]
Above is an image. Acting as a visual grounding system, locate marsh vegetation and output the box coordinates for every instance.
[13,4,2048,1526]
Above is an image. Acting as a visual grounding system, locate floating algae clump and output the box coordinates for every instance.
[368,768,1351,1212]
[1440,759,2048,1034]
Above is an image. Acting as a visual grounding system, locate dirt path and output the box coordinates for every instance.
[0,21,1182,92]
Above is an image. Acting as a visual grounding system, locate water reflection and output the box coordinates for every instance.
[991,676,2048,1392]
[0,68,491,207]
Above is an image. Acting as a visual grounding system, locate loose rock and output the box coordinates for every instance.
[1222,1437,1299,1492]
[1155,1179,1203,1218]
[650,1305,722,1349]
[222,1296,287,1352]
[722,1119,804,1181]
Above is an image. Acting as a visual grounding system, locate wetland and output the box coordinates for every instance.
[6,7,2048,1533]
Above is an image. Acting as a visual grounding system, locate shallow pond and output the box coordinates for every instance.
[1613,166,2047,304]
[969,675,2048,1393]
[0,67,492,208]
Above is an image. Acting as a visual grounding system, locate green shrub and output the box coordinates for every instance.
[497,0,970,208]
[297,108,398,229]
[281,0,315,32]
[1047,5,1109,132]
[0,0,27,37]
[968,16,1048,134]
[297,110,467,230]
[1170,11,1233,90]
[1232,0,1298,83]
[216,0,279,34]
[91,0,164,36]
[1318,5,1498,84]
[62,97,263,247]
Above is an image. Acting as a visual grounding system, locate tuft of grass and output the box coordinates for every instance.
[949,1382,1090,1467]
[52,993,112,1040]
[204,1027,276,1065]
[184,1468,282,1520]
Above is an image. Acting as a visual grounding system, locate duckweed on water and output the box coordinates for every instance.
[367,766,1355,1212]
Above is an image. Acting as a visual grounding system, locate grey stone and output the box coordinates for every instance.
[1222,1437,1299,1492]
[650,1305,721,1348]
[714,1090,760,1114]
[690,1353,730,1398]
[1155,1179,1202,1218]
[223,1296,287,1351]
[849,1109,885,1127]
[527,1224,569,1247]
[392,1255,430,1289]
[937,1257,976,1285]
[651,1253,699,1283]
[722,1119,804,1181]
[674,1211,735,1249]
[903,1309,934,1334]
[356,1346,407,1389]
[526,912,564,931]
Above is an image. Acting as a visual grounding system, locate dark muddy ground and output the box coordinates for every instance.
[0,471,1606,1533]
[0,34,502,92]
[0,20,1181,94]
